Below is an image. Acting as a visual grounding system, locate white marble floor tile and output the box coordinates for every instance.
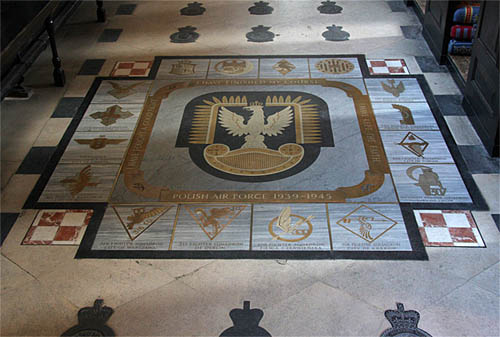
[180,259,317,310]
[110,280,228,336]
[0,255,36,295]
[444,115,483,145]
[0,174,39,212]
[0,280,77,337]
[420,282,498,337]
[424,72,461,95]
[472,174,500,213]
[264,282,385,336]
[33,118,73,147]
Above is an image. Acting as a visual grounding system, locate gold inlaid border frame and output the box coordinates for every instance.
[118,78,390,203]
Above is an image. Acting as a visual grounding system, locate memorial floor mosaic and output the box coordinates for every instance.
[25,55,487,259]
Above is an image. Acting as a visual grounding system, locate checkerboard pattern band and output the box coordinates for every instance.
[22,210,93,245]
[414,210,485,247]
[111,61,153,77]
[367,59,409,75]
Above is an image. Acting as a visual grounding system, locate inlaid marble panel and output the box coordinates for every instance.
[39,164,120,202]
[156,59,210,79]
[170,204,251,250]
[380,131,454,164]
[75,104,142,132]
[252,204,331,251]
[206,59,259,79]
[90,80,152,104]
[372,102,439,131]
[390,164,472,203]
[365,78,426,102]
[60,131,132,164]
[91,205,176,250]
[259,58,310,79]
[329,203,412,251]
[309,58,362,79]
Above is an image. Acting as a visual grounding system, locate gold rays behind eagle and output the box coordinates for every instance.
[188,95,322,145]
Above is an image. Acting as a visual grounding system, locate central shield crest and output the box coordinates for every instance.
[176,91,334,182]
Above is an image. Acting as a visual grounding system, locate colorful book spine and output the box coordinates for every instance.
[448,40,473,55]
[453,6,480,24]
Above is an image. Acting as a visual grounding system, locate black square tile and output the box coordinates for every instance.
[116,4,136,15]
[51,97,85,118]
[78,59,106,75]
[492,214,500,231]
[387,1,407,12]
[16,147,57,174]
[1,213,19,246]
[434,95,466,116]
[458,145,500,174]
[415,56,448,72]
[401,25,422,39]
[98,29,122,42]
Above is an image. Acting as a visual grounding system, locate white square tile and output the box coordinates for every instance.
[386,60,404,67]
[30,226,58,241]
[60,212,88,227]
[372,67,389,73]
[134,62,150,69]
[425,227,453,243]
[443,213,472,228]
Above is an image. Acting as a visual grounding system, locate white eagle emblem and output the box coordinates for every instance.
[218,102,293,149]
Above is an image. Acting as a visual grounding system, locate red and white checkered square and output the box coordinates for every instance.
[367,59,409,75]
[22,210,93,245]
[111,61,153,77]
[414,210,485,247]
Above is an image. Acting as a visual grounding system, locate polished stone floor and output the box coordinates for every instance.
[1,1,498,336]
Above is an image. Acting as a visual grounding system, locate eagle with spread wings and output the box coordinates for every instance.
[218,102,293,149]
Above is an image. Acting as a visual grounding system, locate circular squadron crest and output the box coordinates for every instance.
[176,91,334,182]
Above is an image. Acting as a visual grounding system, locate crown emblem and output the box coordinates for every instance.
[220,301,271,336]
[61,299,115,336]
[385,303,419,329]
[381,303,432,337]
[77,299,114,326]
[249,101,263,106]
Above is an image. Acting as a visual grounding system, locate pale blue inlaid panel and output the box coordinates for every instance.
[91,205,176,250]
[329,203,412,251]
[171,204,251,250]
[380,131,454,164]
[252,203,331,251]
[390,163,472,203]
[365,78,426,102]
[372,102,439,131]
[156,59,210,79]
